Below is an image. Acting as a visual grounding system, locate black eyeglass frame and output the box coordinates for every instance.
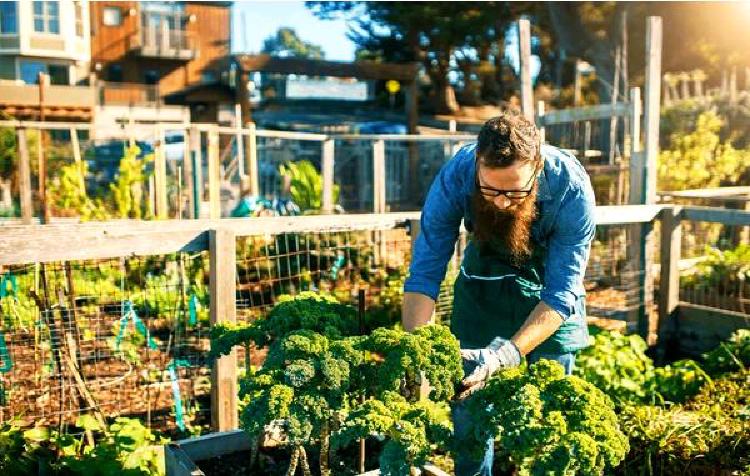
[474,158,542,200]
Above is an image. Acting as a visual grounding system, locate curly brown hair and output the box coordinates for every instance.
[476,113,541,168]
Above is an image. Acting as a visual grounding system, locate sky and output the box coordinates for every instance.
[231,1,356,61]
[230,2,540,82]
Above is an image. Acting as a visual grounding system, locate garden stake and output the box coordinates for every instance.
[357,289,366,475]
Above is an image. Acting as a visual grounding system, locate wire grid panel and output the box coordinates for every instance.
[543,116,626,164]
[256,137,323,199]
[334,139,374,213]
[585,223,648,324]
[0,253,211,434]
[678,218,750,314]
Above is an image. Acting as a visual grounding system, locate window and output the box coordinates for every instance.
[102,6,121,26]
[0,2,17,34]
[33,1,59,34]
[107,63,122,82]
[47,64,68,84]
[74,1,83,36]
[201,70,217,84]
[144,69,159,85]
[20,61,69,85]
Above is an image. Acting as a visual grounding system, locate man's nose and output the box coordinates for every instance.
[493,195,511,209]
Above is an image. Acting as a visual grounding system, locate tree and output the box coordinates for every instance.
[261,27,325,59]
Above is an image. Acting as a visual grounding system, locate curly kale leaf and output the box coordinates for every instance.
[466,359,629,475]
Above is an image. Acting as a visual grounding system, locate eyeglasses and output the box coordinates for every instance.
[475,161,541,200]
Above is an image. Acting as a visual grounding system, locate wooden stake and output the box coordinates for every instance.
[16,128,33,224]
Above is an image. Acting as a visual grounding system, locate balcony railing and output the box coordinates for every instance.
[129,13,196,60]
[98,82,161,106]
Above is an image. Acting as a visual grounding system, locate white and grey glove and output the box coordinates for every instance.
[460,337,522,392]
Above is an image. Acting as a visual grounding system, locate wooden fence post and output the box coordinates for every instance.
[536,101,546,144]
[657,205,682,354]
[182,128,193,220]
[209,228,238,431]
[245,122,259,196]
[635,16,662,342]
[517,19,534,121]
[154,125,168,219]
[16,128,33,225]
[234,104,245,178]
[321,138,335,214]
[189,126,202,219]
[207,127,221,219]
[372,139,386,214]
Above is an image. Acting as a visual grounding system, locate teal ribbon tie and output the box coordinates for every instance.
[115,300,158,351]
[167,359,191,431]
[0,329,11,373]
[188,293,198,327]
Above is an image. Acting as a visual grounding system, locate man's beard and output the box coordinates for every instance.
[471,186,538,265]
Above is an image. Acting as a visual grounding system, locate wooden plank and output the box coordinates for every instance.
[335,133,475,142]
[183,128,194,220]
[154,126,168,219]
[657,206,681,347]
[681,206,750,226]
[207,128,221,219]
[594,205,664,225]
[538,103,631,126]
[372,139,386,213]
[165,443,203,476]
[245,123,259,196]
[658,186,750,199]
[178,430,251,462]
[235,54,420,82]
[643,16,662,205]
[16,128,33,225]
[536,101,546,144]
[233,104,245,178]
[517,19,534,121]
[321,139,335,214]
[209,228,238,431]
[675,303,750,356]
[252,129,328,141]
[628,87,642,205]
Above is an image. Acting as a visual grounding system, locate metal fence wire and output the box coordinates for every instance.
[0,253,212,435]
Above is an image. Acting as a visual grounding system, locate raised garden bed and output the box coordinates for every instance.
[165,429,451,476]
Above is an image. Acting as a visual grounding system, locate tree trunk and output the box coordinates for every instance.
[299,446,312,476]
[286,446,300,476]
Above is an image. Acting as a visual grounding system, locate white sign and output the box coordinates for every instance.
[286,78,369,101]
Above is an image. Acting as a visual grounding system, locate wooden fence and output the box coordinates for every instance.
[2,204,748,431]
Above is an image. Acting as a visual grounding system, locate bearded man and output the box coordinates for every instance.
[402,113,596,476]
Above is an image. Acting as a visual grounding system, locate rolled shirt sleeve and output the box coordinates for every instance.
[403,150,468,300]
[540,180,596,321]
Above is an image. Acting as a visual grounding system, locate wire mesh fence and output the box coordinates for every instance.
[0,253,212,436]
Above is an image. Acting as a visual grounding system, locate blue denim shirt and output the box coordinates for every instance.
[404,143,596,321]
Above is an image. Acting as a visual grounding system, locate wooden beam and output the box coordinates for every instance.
[207,127,221,219]
[681,206,750,226]
[536,101,546,144]
[628,87,642,204]
[657,206,681,351]
[235,54,420,82]
[643,17,662,205]
[245,123,259,196]
[657,186,750,199]
[0,213,420,266]
[320,139,335,214]
[674,303,750,356]
[154,125,168,219]
[16,128,33,225]
[594,205,664,225]
[517,19,534,121]
[209,228,238,432]
[538,102,631,126]
[373,139,386,213]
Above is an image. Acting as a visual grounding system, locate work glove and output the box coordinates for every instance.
[458,337,521,399]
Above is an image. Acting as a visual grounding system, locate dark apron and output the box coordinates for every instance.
[450,237,589,354]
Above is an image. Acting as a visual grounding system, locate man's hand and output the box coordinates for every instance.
[458,337,521,399]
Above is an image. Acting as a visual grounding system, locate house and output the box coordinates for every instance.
[89,1,235,130]
[0,0,95,120]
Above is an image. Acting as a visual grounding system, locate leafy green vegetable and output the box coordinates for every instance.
[702,329,750,376]
[464,359,629,475]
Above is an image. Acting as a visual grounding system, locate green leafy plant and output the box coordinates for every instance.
[702,329,750,376]
[658,111,750,191]
[574,329,657,406]
[211,294,463,476]
[279,160,339,212]
[110,145,152,219]
[46,161,109,221]
[463,359,629,475]
[0,417,165,475]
